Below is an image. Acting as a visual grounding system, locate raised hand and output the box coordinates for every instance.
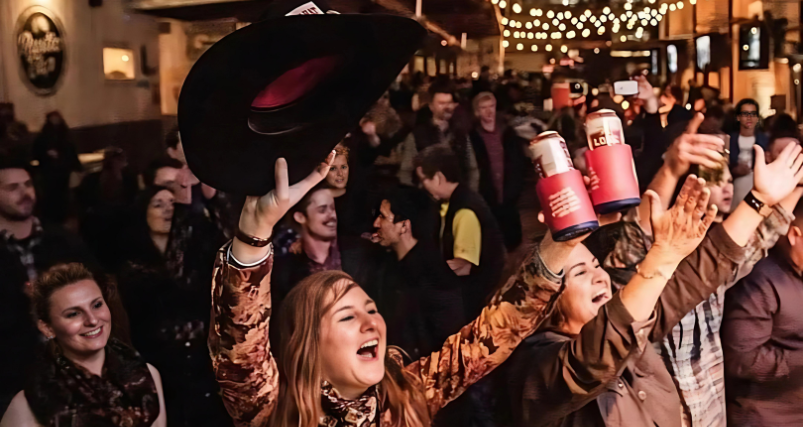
[663,113,726,179]
[751,142,803,206]
[647,175,718,265]
[635,75,659,114]
[233,152,336,263]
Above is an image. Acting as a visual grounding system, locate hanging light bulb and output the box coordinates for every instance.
[620,35,627,42]
[650,19,657,26]
[669,4,676,11]
[657,14,663,21]
[641,19,648,25]
[530,8,537,16]
[594,20,602,27]
[561,45,568,53]
[526,22,533,29]
[580,15,587,22]
[594,48,600,54]
[528,32,534,39]
[517,43,524,50]
[567,30,575,38]
[517,21,522,28]
[513,31,519,38]
[501,17,509,25]
[547,10,555,18]
[590,15,596,23]
[534,19,541,26]
[584,9,592,17]
[565,11,572,18]
[536,8,543,16]
[532,44,538,51]
[582,28,590,37]
[600,15,607,23]
[503,40,509,47]
[552,18,559,26]
[690,0,696,4]
[499,1,507,9]
[542,23,549,30]
[557,12,564,20]
[651,9,657,16]
[571,17,578,24]
[512,3,522,13]
[504,29,511,37]
[678,2,684,9]
[624,2,632,10]
[598,26,605,34]
[546,44,553,51]
[577,22,583,29]
[559,23,566,31]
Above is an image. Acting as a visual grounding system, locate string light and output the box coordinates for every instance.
[677,1,684,8]
[557,12,564,19]
[620,35,627,42]
[552,18,559,25]
[499,0,507,8]
[532,44,538,51]
[503,40,509,47]
[517,43,524,50]
[546,44,553,51]
[527,32,534,39]
[503,29,511,37]
[525,22,532,29]
[559,23,566,31]
[501,17,508,25]
[530,8,537,15]
[561,45,568,53]
[565,11,572,18]
[582,28,590,37]
[512,3,522,13]
[547,10,555,18]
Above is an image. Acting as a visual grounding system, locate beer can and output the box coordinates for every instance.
[528,131,574,179]
[585,109,625,150]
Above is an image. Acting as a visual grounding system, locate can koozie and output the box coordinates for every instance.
[584,144,641,214]
[536,169,599,241]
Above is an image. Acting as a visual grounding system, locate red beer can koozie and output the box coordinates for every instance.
[536,170,599,242]
[584,144,641,214]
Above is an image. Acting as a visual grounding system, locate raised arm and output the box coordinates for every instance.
[209,154,335,427]
[403,233,566,415]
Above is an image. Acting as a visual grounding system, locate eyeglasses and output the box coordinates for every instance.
[739,111,759,118]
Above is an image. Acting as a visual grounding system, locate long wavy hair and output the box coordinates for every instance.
[270,270,431,427]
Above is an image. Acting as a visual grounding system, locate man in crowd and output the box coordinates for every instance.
[469,91,527,249]
[398,79,479,191]
[729,99,768,208]
[722,201,803,426]
[414,145,504,321]
[271,185,383,317]
[371,186,464,359]
[0,154,98,414]
[143,156,185,188]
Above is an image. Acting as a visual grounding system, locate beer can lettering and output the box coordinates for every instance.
[585,109,624,150]
[529,131,574,179]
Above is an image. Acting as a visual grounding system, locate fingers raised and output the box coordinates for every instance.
[685,112,705,134]
[274,158,289,202]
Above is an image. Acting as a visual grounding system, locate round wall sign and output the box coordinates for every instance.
[16,6,66,96]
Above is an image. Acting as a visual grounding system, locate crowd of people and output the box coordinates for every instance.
[1,66,803,427]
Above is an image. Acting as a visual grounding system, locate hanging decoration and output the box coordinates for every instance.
[490,0,693,51]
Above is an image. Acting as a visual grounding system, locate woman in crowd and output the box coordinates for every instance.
[117,174,231,427]
[0,263,166,427]
[503,140,803,426]
[208,152,711,427]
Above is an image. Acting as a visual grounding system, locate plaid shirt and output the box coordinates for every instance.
[603,206,792,427]
[0,217,44,284]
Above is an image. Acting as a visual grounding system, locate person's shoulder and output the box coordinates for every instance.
[0,391,39,427]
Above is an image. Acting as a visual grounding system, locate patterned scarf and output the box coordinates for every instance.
[25,338,160,427]
[320,381,379,427]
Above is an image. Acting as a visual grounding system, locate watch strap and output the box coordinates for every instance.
[235,228,273,247]
[744,191,773,217]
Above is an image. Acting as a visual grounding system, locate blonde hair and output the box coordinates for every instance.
[472,91,496,114]
[270,270,430,427]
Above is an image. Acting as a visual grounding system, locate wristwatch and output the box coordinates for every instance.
[744,191,773,217]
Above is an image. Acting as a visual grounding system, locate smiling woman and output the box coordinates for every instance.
[0,263,167,427]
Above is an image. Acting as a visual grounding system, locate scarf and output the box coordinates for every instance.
[25,338,160,427]
[320,381,379,427]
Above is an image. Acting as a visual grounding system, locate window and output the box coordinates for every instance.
[103,47,135,80]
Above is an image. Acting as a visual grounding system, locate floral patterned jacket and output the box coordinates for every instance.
[208,241,564,427]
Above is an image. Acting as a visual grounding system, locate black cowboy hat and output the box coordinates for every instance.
[178,0,426,195]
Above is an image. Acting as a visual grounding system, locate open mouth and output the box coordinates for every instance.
[81,326,103,338]
[591,290,610,305]
[357,339,379,360]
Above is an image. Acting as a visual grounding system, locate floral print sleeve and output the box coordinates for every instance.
[208,243,278,427]
[403,242,564,415]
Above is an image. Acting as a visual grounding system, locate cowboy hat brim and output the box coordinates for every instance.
[178,14,426,195]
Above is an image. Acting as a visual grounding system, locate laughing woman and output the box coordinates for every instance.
[210,152,579,427]
[0,263,166,427]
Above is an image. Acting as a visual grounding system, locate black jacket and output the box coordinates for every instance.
[469,123,528,208]
[440,184,506,320]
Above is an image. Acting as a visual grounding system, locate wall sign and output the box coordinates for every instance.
[16,6,66,96]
